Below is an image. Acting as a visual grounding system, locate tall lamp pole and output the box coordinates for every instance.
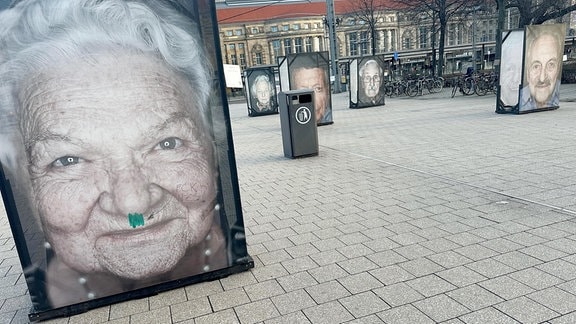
[472,6,477,71]
[495,0,505,109]
[326,0,341,93]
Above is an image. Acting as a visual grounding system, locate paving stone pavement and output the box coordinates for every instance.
[2,85,576,323]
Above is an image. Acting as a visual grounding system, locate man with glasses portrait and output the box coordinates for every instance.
[359,59,384,106]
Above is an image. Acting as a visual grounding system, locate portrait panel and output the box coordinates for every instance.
[0,0,252,320]
[498,30,524,109]
[355,56,386,108]
[519,24,565,113]
[283,52,333,125]
[349,59,359,106]
[245,66,279,117]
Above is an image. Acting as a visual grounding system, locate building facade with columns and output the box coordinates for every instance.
[216,1,520,74]
[217,2,338,70]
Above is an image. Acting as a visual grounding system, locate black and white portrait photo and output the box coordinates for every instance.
[0,0,251,315]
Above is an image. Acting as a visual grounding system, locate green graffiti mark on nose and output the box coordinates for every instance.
[128,213,145,228]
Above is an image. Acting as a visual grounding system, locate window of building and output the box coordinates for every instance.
[303,23,310,30]
[282,24,289,31]
[294,37,303,53]
[305,37,313,52]
[390,30,397,50]
[283,38,292,54]
[360,31,368,55]
[229,44,235,50]
[225,30,233,36]
[238,43,244,49]
[313,23,320,29]
[292,23,300,30]
[272,39,281,57]
[255,52,263,65]
[234,29,242,36]
[419,26,428,48]
[251,27,258,34]
[448,24,455,46]
[271,25,278,32]
[348,33,358,56]
[403,37,411,50]
[239,53,246,67]
[389,16,395,22]
[481,31,488,42]
[402,30,414,50]
[380,30,389,53]
[230,54,237,65]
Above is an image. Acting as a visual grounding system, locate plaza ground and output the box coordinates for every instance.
[2,85,576,323]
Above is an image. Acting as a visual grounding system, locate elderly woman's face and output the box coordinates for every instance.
[20,53,216,279]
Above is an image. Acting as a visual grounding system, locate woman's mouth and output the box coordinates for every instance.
[98,218,186,247]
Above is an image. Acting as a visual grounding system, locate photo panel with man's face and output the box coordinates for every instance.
[285,52,333,125]
[245,66,278,117]
[0,0,252,319]
[519,24,565,113]
[356,55,386,108]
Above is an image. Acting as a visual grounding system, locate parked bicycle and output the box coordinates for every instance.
[451,75,474,97]
[474,71,498,96]
[451,71,499,97]
[406,75,444,97]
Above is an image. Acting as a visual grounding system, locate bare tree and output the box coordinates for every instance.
[506,0,576,28]
[389,0,484,76]
[344,0,390,55]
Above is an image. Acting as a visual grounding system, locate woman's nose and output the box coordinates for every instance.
[99,166,163,217]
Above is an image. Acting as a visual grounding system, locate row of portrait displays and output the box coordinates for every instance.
[245,52,335,125]
[244,52,389,123]
[246,23,567,117]
[0,0,253,321]
[498,23,566,114]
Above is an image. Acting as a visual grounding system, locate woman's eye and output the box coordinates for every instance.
[158,137,182,150]
[52,156,81,167]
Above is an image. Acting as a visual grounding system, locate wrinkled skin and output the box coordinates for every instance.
[500,56,521,106]
[292,67,328,122]
[361,62,382,100]
[527,34,560,108]
[254,80,272,111]
[20,52,218,280]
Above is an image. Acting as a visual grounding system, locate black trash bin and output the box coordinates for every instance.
[278,90,319,158]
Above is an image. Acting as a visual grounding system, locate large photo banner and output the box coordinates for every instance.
[0,0,252,320]
[519,24,566,113]
[244,66,279,117]
[279,52,333,125]
[349,56,386,108]
[497,29,524,112]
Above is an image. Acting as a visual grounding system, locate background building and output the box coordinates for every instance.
[217,1,573,79]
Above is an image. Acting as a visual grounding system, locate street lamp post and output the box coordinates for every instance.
[472,5,477,71]
[326,0,341,93]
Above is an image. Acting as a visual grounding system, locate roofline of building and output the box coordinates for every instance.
[217,0,404,24]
